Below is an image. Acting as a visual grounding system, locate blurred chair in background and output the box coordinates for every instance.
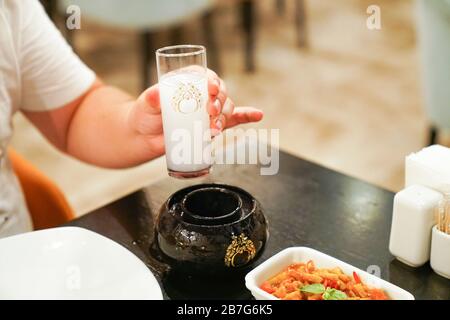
[417,0,450,145]
[58,0,218,90]
[39,0,264,78]
[241,0,256,72]
[275,0,308,47]
[9,149,75,230]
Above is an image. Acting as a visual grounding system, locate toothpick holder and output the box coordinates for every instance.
[430,226,450,279]
[389,185,443,267]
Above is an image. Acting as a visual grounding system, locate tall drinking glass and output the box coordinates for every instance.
[156,45,212,178]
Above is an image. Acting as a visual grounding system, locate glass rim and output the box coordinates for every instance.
[156,44,206,58]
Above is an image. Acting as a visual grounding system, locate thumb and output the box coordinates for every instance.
[137,84,161,114]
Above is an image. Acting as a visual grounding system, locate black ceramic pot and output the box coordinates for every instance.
[156,184,269,274]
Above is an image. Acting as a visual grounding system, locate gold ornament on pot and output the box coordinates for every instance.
[224,233,257,267]
[171,82,202,114]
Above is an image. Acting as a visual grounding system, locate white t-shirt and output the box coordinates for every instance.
[0,0,95,237]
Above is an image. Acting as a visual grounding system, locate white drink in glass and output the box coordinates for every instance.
[159,70,211,175]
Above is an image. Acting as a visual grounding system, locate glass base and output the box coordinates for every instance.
[168,167,211,179]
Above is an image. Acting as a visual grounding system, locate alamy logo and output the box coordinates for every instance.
[169,123,280,176]
[366,5,381,30]
[66,265,81,290]
[66,5,81,30]
[366,265,382,278]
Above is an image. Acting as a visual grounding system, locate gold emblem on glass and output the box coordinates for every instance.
[172,82,202,114]
[224,233,256,267]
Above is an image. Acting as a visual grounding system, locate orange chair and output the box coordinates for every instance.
[8,149,75,230]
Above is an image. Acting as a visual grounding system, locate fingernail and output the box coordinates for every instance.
[215,118,223,130]
[214,99,221,113]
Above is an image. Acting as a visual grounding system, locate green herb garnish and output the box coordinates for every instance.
[300,283,326,294]
[300,284,348,300]
[322,288,348,300]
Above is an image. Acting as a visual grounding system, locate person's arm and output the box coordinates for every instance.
[23,71,263,168]
[17,0,262,166]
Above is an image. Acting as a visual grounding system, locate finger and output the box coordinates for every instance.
[225,106,264,128]
[207,98,222,117]
[207,68,219,80]
[207,71,227,98]
[207,76,220,97]
[208,80,227,116]
[137,85,161,114]
[218,77,227,94]
[211,113,226,135]
[216,87,227,109]
[210,98,234,132]
[217,77,227,101]
[220,97,236,127]
[207,68,220,98]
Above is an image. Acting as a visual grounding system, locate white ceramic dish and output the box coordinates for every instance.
[0,227,163,300]
[245,247,415,300]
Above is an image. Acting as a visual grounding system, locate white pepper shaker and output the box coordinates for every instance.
[389,184,443,267]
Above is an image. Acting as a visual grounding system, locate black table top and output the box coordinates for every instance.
[67,150,450,300]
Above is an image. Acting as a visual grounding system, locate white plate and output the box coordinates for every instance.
[245,247,414,300]
[0,227,163,300]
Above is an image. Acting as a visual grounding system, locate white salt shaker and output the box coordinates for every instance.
[389,184,443,267]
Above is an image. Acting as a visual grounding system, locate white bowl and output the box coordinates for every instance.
[245,247,414,300]
[0,227,163,300]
